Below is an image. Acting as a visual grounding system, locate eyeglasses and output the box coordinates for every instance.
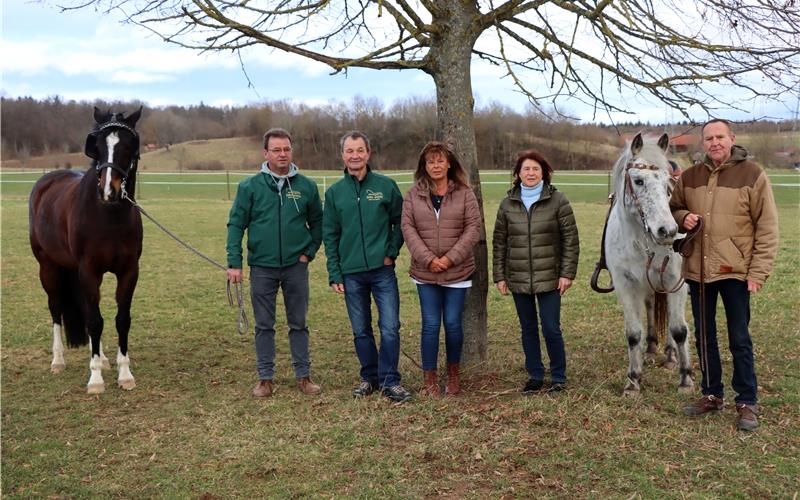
[267,147,292,154]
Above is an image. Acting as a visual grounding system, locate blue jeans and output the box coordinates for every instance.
[688,279,757,405]
[511,290,566,383]
[250,262,311,380]
[342,265,401,387]
[416,284,467,370]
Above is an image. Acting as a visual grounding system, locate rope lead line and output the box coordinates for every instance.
[123,192,249,335]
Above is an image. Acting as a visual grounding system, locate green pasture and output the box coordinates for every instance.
[2,168,799,205]
[1,170,799,497]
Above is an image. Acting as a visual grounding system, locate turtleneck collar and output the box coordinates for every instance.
[520,182,543,210]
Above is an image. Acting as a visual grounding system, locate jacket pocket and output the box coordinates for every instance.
[713,237,747,274]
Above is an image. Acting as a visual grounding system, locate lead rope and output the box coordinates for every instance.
[696,218,708,388]
[122,190,249,335]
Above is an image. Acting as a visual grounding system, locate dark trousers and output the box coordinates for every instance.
[250,263,311,380]
[688,279,757,405]
[511,289,567,383]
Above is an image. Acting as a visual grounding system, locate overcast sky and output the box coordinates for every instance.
[2,1,798,125]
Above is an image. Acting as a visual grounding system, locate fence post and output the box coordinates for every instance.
[226,171,231,200]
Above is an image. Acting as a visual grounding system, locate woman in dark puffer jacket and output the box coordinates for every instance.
[402,142,482,397]
[493,149,579,394]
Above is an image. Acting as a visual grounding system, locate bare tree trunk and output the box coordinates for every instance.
[428,2,487,366]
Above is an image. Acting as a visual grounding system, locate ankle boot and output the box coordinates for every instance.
[423,370,440,397]
[446,363,461,395]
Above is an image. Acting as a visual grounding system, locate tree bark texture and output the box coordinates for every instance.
[427,2,487,366]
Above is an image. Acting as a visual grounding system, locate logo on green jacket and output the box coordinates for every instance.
[366,189,384,201]
[286,191,302,200]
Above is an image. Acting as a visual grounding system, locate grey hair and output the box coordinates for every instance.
[339,131,371,152]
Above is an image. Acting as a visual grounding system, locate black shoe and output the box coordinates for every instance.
[352,380,378,398]
[547,382,566,393]
[382,384,412,403]
[522,379,544,394]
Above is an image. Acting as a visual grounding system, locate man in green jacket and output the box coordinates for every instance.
[670,119,779,431]
[227,128,323,398]
[323,131,411,403]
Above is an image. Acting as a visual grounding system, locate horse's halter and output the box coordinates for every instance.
[622,159,662,241]
[85,120,140,196]
[623,159,684,293]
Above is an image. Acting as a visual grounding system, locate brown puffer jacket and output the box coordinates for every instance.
[401,180,482,284]
[492,184,579,294]
[669,145,778,284]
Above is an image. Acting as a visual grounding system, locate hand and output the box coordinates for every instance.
[439,255,453,270]
[330,283,345,294]
[299,254,309,263]
[383,256,394,266]
[558,277,573,296]
[227,268,243,284]
[747,279,762,293]
[683,213,700,231]
[495,280,509,295]
[428,257,446,273]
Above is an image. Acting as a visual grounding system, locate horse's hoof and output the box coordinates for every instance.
[622,388,641,398]
[118,378,136,391]
[101,359,111,370]
[661,360,677,370]
[87,383,105,394]
[51,363,65,374]
[678,384,695,394]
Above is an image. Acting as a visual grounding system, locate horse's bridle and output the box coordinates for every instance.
[622,160,661,239]
[622,160,686,293]
[86,120,140,196]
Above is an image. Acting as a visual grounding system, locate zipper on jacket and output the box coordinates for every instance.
[278,183,284,266]
[353,177,369,267]
[527,203,536,295]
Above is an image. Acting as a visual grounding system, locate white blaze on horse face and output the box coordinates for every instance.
[103,132,120,201]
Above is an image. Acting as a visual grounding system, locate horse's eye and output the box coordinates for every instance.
[634,179,644,186]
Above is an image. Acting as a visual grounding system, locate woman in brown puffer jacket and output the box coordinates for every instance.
[492,149,579,394]
[401,142,482,397]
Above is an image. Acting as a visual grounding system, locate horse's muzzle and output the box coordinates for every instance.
[653,223,678,244]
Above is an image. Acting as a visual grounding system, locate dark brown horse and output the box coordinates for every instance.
[29,107,143,394]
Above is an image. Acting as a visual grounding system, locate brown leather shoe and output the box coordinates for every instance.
[683,395,723,416]
[297,377,321,395]
[253,379,274,398]
[422,370,440,397]
[736,404,760,431]
[445,363,460,395]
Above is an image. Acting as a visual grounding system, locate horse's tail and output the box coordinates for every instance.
[59,268,88,347]
[654,292,668,345]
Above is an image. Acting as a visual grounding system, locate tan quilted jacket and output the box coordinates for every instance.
[669,145,779,285]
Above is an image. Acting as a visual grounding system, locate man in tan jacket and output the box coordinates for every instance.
[670,119,778,431]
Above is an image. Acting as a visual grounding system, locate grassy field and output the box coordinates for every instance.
[1,169,799,497]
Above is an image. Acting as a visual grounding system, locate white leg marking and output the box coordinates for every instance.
[51,324,66,373]
[87,355,106,394]
[103,132,120,201]
[117,348,136,390]
[99,340,111,370]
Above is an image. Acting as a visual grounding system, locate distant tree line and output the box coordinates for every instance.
[2,96,795,169]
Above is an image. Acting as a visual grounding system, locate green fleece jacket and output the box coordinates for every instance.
[323,168,404,284]
[226,169,323,269]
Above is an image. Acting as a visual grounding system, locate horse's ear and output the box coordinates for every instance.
[93,106,110,124]
[657,133,670,152]
[124,106,143,128]
[631,133,644,156]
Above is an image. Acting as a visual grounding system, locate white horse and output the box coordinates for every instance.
[605,133,694,396]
